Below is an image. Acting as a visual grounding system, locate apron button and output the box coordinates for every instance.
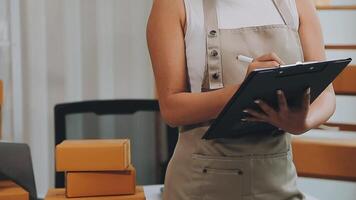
[202,168,207,173]
[210,50,218,57]
[238,170,243,175]
[212,72,220,79]
[209,30,217,37]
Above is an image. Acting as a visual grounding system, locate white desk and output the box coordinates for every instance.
[144,185,163,200]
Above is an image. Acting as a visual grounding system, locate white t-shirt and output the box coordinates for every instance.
[183,0,299,92]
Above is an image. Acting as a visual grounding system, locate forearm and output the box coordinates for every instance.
[307,85,336,129]
[295,0,337,132]
[159,85,238,127]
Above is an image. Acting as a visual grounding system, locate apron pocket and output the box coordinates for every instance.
[190,154,245,200]
[251,151,298,196]
[203,167,243,200]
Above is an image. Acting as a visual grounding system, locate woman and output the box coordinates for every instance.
[147,0,335,199]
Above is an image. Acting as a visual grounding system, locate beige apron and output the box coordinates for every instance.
[163,0,305,199]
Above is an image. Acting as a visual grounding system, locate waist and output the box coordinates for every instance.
[176,126,291,157]
[179,121,212,133]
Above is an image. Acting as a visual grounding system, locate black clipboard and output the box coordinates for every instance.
[202,58,352,140]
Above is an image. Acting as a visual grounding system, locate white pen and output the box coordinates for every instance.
[237,55,254,63]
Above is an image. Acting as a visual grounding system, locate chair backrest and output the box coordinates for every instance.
[54,99,178,188]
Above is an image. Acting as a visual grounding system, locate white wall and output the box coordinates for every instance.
[0,0,12,142]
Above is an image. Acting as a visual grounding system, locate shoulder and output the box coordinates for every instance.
[294,0,318,21]
[148,0,186,26]
[147,0,187,49]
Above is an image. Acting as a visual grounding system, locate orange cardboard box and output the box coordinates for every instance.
[56,139,131,171]
[0,80,3,106]
[0,180,29,200]
[66,165,136,198]
[45,187,145,200]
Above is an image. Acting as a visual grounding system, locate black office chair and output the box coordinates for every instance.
[54,99,178,188]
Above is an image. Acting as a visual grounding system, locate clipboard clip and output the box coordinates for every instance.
[276,62,325,77]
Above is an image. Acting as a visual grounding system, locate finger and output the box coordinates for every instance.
[243,109,268,120]
[254,99,276,116]
[243,117,267,123]
[277,90,288,111]
[255,52,285,65]
[268,52,285,65]
[256,53,278,61]
[302,87,311,111]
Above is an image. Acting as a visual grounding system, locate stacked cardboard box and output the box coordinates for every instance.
[0,180,29,200]
[45,188,145,200]
[45,139,145,200]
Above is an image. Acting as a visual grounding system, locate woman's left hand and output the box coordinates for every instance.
[243,88,312,135]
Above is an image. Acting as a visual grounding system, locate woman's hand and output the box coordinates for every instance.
[245,53,285,76]
[243,88,312,135]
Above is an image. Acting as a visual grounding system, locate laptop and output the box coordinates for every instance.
[0,142,38,200]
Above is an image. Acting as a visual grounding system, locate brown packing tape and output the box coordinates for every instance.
[45,187,145,200]
[123,141,129,169]
[66,165,136,198]
[56,139,131,172]
[127,141,131,167]
[0,180,29,200]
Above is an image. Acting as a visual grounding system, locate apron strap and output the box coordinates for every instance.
[203,0,224,90]
[272,0,297,30]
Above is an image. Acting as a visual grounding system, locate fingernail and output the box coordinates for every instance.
[254,100,260,104]
[243,109,248,113]
[307,87,311,94]
[277,90,282,95]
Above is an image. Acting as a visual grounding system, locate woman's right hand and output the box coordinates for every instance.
[246,53,285,76]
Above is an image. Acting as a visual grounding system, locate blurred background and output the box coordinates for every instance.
[0,0,355,199]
